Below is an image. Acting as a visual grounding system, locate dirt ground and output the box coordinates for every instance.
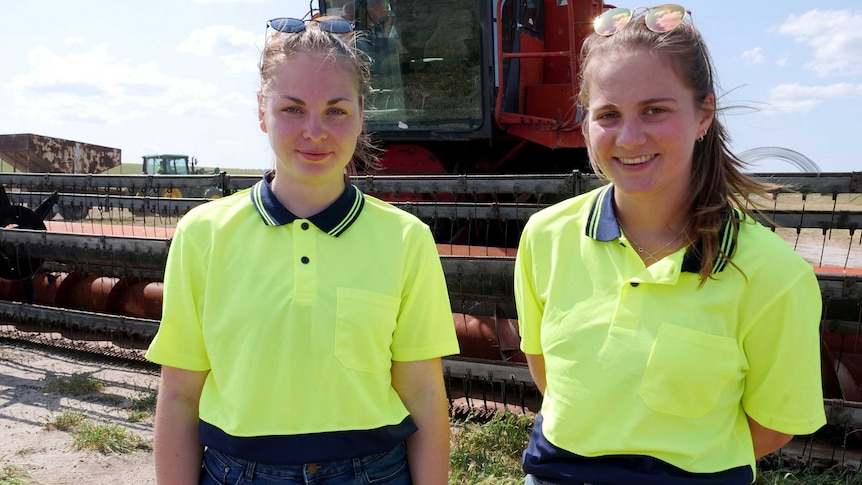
[0,340,158,484]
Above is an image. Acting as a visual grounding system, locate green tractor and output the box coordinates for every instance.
[140,154,222,199]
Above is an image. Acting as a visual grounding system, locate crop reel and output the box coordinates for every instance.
[0,186,57,302]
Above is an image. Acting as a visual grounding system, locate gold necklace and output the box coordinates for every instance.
[619,223,687,263]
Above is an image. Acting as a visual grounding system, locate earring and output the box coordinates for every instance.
[697,132,705,142]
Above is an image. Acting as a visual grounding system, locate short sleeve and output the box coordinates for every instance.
[741,267,825,434]
[515,222,544,355]
[390,224,460,361]
[145,222,212,371]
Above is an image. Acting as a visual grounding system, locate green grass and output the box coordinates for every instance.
[127,388,158,422]
[448,414,532,484]
[69,420,150,454]
[42,373,105,396]
[42,411,86,432]
[756,468,862,484]
[755,454,862,484]
[0,457,33,485]
[42,410,149,455]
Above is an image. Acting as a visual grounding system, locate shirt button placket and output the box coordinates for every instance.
[294,220,317,301]
[300,222,311,264]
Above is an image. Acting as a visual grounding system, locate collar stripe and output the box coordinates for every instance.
[712,209,740,274]
[585,185,613,240]
[249,172,365,237]
[328,189,364,237]
[585,184,738,274]
[251,182,279,226]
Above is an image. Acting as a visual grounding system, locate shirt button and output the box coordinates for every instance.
[301,256,310,264]
[301,222,309,230]
[630,282,639,287]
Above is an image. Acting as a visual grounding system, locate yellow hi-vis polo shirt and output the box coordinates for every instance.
[515,184,825,479]
[146,173,459,464]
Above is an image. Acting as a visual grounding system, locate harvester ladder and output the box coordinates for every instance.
[494,0,585,132]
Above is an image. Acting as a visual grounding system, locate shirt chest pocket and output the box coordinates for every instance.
[639,323,740,418]
[335,288,400,374]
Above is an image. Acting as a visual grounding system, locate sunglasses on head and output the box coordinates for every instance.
[267,17,355,34]
[593,4,689,36]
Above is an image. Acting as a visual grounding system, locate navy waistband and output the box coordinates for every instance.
[200,416,417,465]
[523,414,753,485]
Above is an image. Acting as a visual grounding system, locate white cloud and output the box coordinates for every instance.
[767,82,862,113]
[64,37,86,46]
[8,44,245,126]
[225,91,257,106]
[775,56,788,67]
[169,99,237,119]
[177,25,260,73]
[778,9,862,77]
[741,47,765,65]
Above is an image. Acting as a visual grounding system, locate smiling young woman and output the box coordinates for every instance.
[515,5,825,485]
[146,17,459,485]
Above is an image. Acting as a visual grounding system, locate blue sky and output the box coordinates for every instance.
[1,1,859,173]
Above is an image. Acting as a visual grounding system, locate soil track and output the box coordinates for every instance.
[0,340,157,484]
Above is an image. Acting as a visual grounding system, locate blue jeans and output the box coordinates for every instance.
[200,442,411,484]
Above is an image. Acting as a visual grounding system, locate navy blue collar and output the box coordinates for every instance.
[249,171,364,237]
[585,184,737,274]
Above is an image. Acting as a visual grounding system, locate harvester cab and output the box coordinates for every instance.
[316,0,601,174]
